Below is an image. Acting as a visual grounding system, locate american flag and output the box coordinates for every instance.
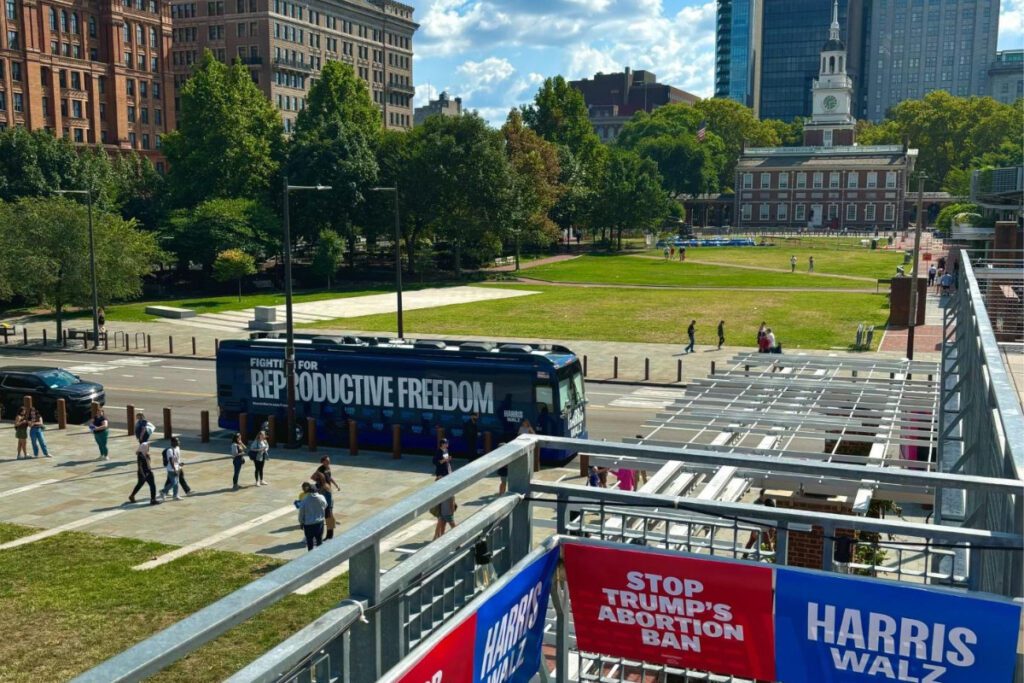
[696,121,708,142]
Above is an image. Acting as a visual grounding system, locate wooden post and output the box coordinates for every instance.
[583,355,588,377]
[644,357,650,381]
[215,338,220,353]
[56,399,67,429]
[579,452,590,478]
[22,328,28,345]
[677,359,682,383]
[104,333,109,351]
[126,405,135,435]
[42,329,47,346]
[22,395,32,411]
[62,330,67,347]
[436,425,445,449]
[146,334,152,353]
[168,336,174,354]
[91,401,100,419]
[710,361,716,376]
[613,356,618,379]
[533,443,541,472]
[162,407,172,440]
[192,337,197,355]
[392,424,401,459]
[484,431,493,454]
[348,419,358,455]
[238,412,248,443]
[200,410,210,443]
[307,417,317,451]
[2,328,7,344]
[267,415,277,447]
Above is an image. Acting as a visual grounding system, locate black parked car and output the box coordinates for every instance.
[0,366,105,423]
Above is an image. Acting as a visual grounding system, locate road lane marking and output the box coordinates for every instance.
[0,479,60,499]
[164,366,216,372]
[132,504,297,570]
[0,509,125,550]
[292,519,436,595]
[103,386,210,397]
[121,374,134,378]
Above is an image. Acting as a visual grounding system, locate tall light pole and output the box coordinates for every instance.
[370,186,404,338]
[906,173,927,360]
[282,177,331,447]
[56,187,98,348]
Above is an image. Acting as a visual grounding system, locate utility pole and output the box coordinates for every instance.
[906,173,927,360]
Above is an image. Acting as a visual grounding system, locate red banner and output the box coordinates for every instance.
[562,542,776,680]
[395,615,477,683]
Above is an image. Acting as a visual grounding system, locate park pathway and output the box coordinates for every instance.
[509,277,879,294]
[484,253,579,272]
[629,253,878,282]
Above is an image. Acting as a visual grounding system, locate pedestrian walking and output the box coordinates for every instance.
[790,255,797,273]
[175,445,193,495]
[463,413,479,460]
[89,408,110,460]
[128,438,160,505]
[680,246,687,261]
[28,407,49,458]
[14,407,28,459]
[134,412,155,444]
[230,433,246,490]
[766,328,779,354]
[587,465,601,487]
[685,320,696,353]
[313,471,336,540]
[613,467,636,491]
[808,255,815,273]
[745,498,778,552]
[159,436,183,500]
[927,263,937,287]
[757,322,770,353]
[433,437,452,480]
[297,481,327,551]
[433,495,457,539]
[97,307,106,333]
[668,245,674,260]
[717,320,725,350]
[249,430,269,486]
[314,455,341,491]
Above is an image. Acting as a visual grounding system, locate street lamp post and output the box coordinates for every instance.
[56,188,99,349]
[370,186,404,338]
[282,177,331,447]
[906,173,927,360]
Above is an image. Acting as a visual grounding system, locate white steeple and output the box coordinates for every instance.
[829,0,840,43]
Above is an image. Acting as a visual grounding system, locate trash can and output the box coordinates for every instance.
[903,251,912,264]
[870,239,878,250]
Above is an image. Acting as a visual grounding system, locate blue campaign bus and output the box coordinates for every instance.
[216,335,587,463]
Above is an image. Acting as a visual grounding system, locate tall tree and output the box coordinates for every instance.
[311,228,345,288]
[212,249,257,300]
[4,198,161,337]
[0,128,79,202]
[692,98,779,188]
[592,148,671,250]
[287,61,379,266]
[163,50,284,207]
[501,109,562,265]
[163,198,277,274]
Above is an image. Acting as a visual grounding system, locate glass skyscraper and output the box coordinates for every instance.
[714,0,762,111]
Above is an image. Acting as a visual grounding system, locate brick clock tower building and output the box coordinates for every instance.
[735,0,917,231]
[0,0,176,168]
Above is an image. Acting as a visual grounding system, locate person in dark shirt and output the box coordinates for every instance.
[314,456,341,491]
[685,320,696,353]
[433,438,452,479]
[717,320,725,350]
[128,440,160,505]
[463,414,479,460]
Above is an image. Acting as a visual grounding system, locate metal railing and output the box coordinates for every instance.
[937,252,1024,597]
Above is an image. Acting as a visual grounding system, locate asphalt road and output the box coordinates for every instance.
[0,348,678,443]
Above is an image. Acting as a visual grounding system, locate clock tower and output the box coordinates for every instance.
[804,0,856,147]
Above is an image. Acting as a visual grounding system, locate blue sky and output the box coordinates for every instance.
[409,0,1024,126]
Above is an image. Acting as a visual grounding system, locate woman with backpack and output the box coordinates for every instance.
[230,433,247,490]
[249,430,269,486]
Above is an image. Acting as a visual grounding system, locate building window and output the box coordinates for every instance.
[847,172,858,189]
[71,12,79,34]
[865,204,876,222]
[742,173,752,189]
[846,204,857,221]
[741,204,752,222]
[155,108,162,124]
[61,10,68,31]
[760,173,771,189]
[72,100,83,118]
[885,171,897,189]
[140,81,148,98]
[156,134,162,149]
[795,204,806,221]
[89,16,97,37]
[7,31,19,49]
[829,172,840,189]
[123,23,130,43]
[796,173,807,189]
[828,204,839,219]
[127,79,135,96]
[50,8,57,30]
[10,61,21,82]
[13,92,23,112]
[129,132,137,147]
[778,173,789,189]
[866,172,878,188]
[150,27,158,48]
[812,172,823,189]
[74,128,84,142]
[777,204,788,221]
[759,204,770,221]
[141,107,149,123]
[823,129,833,147]
[142,134,150,149]
[153,82,160,99]
[883,204,895,222]
[71,71,81,89]
[128,106,136,122]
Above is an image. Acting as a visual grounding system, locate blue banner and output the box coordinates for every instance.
[774,568,1022,683]
[472,545,560,683]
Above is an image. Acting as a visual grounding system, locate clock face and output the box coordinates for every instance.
[824,95,838,111]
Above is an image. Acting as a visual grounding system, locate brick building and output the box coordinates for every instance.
[169,0,416,133]
[0,0,176,167]
[734,0,917,231]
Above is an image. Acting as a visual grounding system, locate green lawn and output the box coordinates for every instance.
[525,255,878,289]
[305,284,889,350]
[644,242,906,280]
[0,526,346,682]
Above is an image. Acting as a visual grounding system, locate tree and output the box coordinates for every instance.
[763,117,805,147]
[692,99,779,188]
[4,197,161,338]
[212,249,257,300]
[163,198,277,274]
[311,229,345,288]
[0,128,79,202]
[163,51,284,207]
[936,203,982,232]
[592,148,672,250]
[501,110,562,266]
[287,61,379,266]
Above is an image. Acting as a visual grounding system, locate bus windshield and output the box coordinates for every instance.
[557,363,585,413]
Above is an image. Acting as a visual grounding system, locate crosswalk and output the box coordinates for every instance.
[607,387,687,410]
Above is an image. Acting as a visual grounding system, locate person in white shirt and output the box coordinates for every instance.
[159,437,183,500]
[249,431,270,486]
[766,328,778,353]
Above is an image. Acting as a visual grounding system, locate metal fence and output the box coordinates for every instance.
[937,252,1024,597]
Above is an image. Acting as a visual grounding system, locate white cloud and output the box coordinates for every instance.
[455,56,517,96]
[999,0,1024,48]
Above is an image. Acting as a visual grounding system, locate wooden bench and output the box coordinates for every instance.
[492,256,515,267]
[67,328,107,342]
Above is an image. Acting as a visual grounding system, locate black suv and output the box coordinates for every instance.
[0,366,105,423]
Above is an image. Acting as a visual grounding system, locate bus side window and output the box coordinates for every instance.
[535,385,554,413]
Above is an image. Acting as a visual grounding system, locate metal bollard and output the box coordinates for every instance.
[200,410,210,443]
[307,417,317,452]
[677,359,682,383]
[56,399,67,429]
[484,431,493,454]
[613,356,618,379]
[215,338,220,353]
[583,355,588,377]
[348,419,358,455]
[163,407,172,440]
[22,328,28,345]
[267,415,277,447]
[126,405,135,435]
[644,357,650,381]
[168,336,174,354]
[104,333,109,351]
[392,424,401,459]
[711,361,716,376]
[147,334,152,353]
[745,364,751,373]
[192,337,197,355]
[42,329,47,346]
[239,412,248,443]
[579,453,590,478]
[63,330,68,347]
